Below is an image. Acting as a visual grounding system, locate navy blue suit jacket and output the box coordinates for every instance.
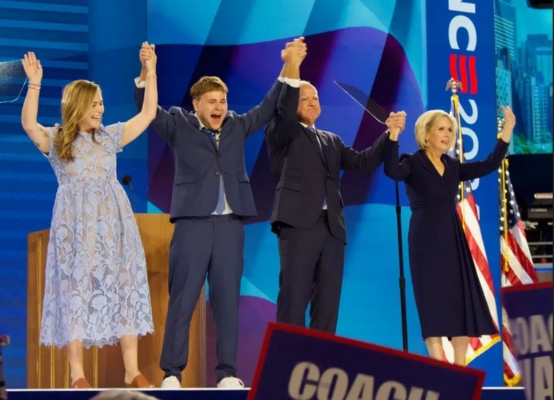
[135,80,283,221]
[264,83,389,243]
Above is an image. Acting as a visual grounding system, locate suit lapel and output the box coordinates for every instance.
[315,129,329,166]
[416,151,437,176]
[302,126,327,166]
[415,151,449,181]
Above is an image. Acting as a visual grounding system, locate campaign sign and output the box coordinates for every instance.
[249,323,484,400]
[502,282,553,400]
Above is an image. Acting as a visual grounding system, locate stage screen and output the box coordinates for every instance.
[494,0,553,155]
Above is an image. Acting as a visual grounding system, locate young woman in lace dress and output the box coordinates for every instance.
[20,44,158,389]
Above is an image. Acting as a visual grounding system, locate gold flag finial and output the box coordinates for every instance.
[497,117,505,138]
[446,78,463,93]
[497,117,505,131]
[498,117,509,167]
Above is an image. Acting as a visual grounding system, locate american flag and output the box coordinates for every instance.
[498,149,539,386]
[442,92,501,364]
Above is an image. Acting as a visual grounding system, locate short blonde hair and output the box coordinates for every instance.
[190,76,228,100]
[414,110,457,150]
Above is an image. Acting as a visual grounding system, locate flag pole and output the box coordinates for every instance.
[497,117,518,386]
[332,80,409,352]
[446,79,466,229]
[498,118,510,273]
[394,172,409,352]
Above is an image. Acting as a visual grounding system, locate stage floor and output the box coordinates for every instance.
[6,387,525,400]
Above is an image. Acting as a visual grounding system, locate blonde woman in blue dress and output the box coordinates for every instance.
[20,44,158,389]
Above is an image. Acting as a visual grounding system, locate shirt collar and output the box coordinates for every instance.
[196,114,221,134]
[299,122,316,130]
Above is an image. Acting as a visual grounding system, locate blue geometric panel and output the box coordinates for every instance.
[0,0,89,388]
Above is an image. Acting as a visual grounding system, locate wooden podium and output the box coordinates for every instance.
[27,214,207,388]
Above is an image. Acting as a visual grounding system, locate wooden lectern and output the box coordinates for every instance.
[27,214,206,388]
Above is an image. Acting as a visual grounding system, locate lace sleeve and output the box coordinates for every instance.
[43,125,59,160]
[104,122,125,153]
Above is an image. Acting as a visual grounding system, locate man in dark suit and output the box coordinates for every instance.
[135,41,306,388]
[265,58,406,334]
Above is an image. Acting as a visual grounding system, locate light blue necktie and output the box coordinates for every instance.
[202,128,226,214]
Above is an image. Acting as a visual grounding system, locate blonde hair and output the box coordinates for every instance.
[54,80,100,162]
[190,76,228,100]
[414,110,457,150]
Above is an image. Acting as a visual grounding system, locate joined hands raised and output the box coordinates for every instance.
[386,111,407,140]
[139,42,157,81]
[282,37,307,66]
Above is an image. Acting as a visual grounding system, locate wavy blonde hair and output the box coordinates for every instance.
[54,80,100,162]
[414,109,457,150]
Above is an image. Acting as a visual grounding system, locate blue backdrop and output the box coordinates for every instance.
[0,0,506,388]
[0,0,149,388]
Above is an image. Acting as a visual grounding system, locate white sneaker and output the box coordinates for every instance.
[217,376,245,389]
[161,375,181,389]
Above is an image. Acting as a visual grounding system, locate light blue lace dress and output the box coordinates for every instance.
[40,123,154,348]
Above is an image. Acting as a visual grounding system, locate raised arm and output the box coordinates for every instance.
[341,111,407,174]
[120,43,158,147]
[264,85,300,149]
[458,106,514,181]
[458,138,509,181]
[339,132,390,173]
[382,138,412,181]
[237,79,283,138]
[381,112,411,180]
[21,52,49,153]
[264,42,305,148]
[239,38,306,137]
[135,45,178,144]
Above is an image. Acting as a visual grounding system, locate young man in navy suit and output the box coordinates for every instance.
[265,55,406,335]
[135,40,306,388]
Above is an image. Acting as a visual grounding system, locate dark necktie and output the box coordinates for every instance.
[202,128,226,214]
[306,126,327,209]
[307,126,325,159]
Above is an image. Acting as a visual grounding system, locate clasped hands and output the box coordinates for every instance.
[135,37,407,141]
[281,37,307,65]
[139,42,157,74]
[386,111,407,139]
